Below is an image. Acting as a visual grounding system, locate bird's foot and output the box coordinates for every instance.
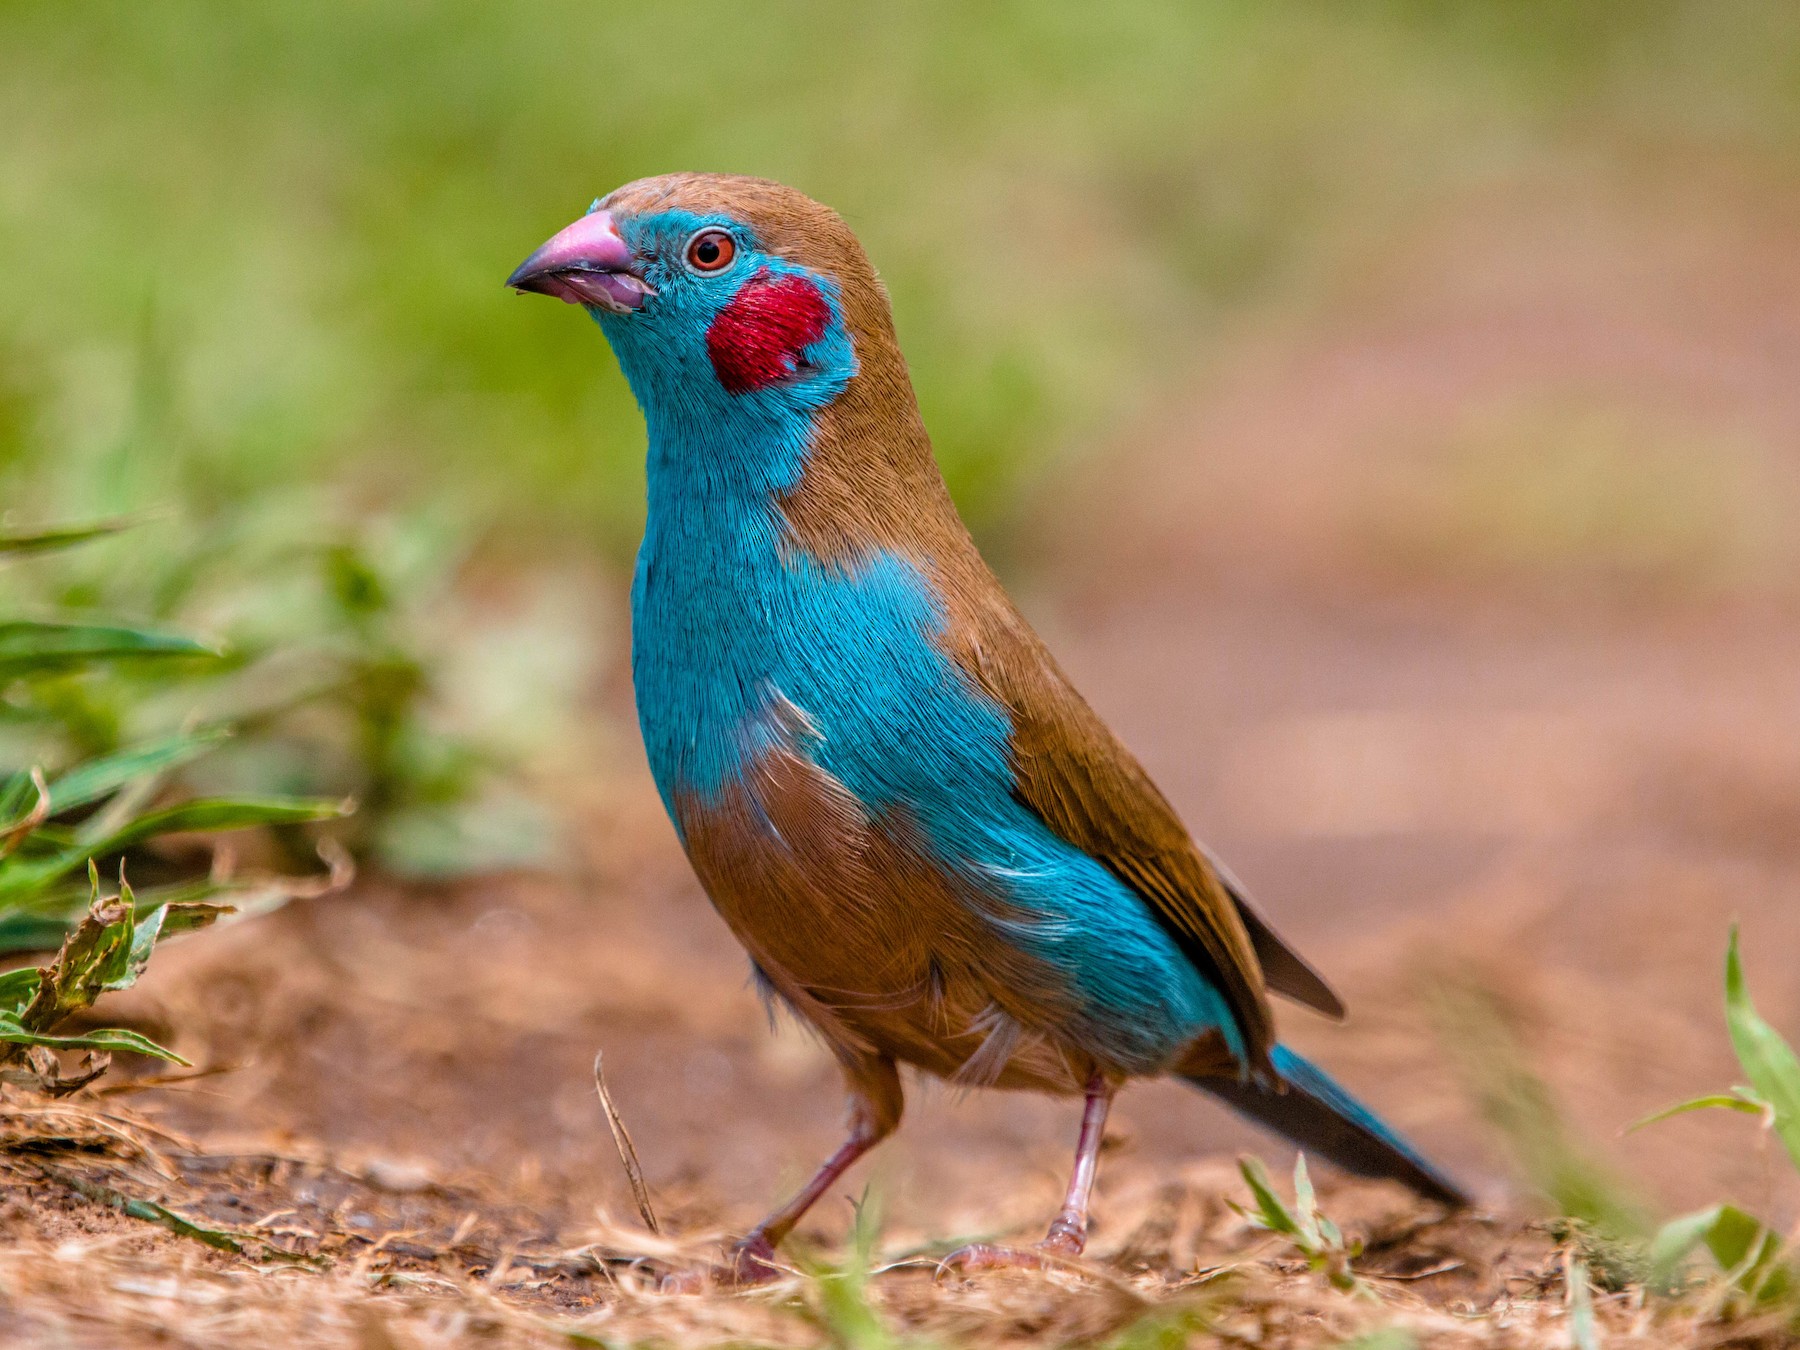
[937,1218,1086,1278]
[661,1232,786,1292]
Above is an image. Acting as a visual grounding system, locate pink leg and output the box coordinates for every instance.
[669,1056,903,1289]
[942,1070,1116,1275]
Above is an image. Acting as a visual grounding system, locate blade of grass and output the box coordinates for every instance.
[1702,1204,1790,1305]
[0,1014,187,1063]
[0,518,139,557]
[1236,1155,1303,1238]
[0,768,49,860]
[0,795,351,905]
[84,795,350,854]
[1723,926,1800,1172]
[1650,1206,1727,1290]
[1292,1153,1323,1248]
[46,727,232,814]
[0,620,219,676]
[0,965,41,1007]
[1336,1332,1419,1350]
[1565,1252,1601,1350]
[1626,1090,1769,1134]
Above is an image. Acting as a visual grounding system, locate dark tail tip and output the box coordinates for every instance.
[1188,1045,1469,1209]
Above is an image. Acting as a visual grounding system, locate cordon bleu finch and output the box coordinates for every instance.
[507,173,1466,1283]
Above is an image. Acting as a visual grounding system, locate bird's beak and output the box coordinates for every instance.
[506,209,653,313]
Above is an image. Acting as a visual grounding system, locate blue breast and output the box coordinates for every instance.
[631,492,1242,1072]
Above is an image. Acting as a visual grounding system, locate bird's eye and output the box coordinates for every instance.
[684,229,737,273]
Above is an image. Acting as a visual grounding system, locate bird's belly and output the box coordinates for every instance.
[673,738,1094,1092]
[670,722,1229,1092]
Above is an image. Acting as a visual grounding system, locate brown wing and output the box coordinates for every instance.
[950,595,1343,1072]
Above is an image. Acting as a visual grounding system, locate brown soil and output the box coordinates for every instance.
[5,171,1800,1347]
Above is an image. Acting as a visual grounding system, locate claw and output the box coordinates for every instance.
[661,1232,788,1292]
[937,1231,1085,1280]
[938,1072,1112,1281]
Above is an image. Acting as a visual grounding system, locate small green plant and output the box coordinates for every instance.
[1564,1252,1602,1350]
[1630,927,1800,1309]
[0,864,223,1090]
[0,519,346,1090]
[1335,1329,1418,1350]
[783,1195,920,1350]
[2,501,564,880]
[1234,1154,1370,1296]
[1101,1299,1223,1350]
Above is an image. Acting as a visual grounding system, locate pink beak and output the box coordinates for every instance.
[506,209,653,313]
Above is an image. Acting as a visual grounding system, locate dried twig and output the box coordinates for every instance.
[593,1050,659,1235]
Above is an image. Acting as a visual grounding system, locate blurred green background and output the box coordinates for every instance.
[9,1,1800,545]
[3,0,1799,870]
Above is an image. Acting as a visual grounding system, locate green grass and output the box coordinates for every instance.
[7,2,1800,562]
[0,521,347,1089]
[1442,925,1800,1329]
[1234,1154,1373,1297]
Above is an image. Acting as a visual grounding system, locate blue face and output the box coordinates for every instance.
[596,207,858,485]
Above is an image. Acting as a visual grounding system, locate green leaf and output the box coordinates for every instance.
[1291,1153,1322,1248]
[1627,1088,1770,1133]
[1649,1205,1726,1288]
[159,899,234,935]
[90,794,349,854]
[1706,1204,1790,1303]
[0,518,137,558]
[0,965,41,1009]
[90,876,159,992]
[46,727,232,814]
[1336,1332,1418,1350]
[1237,1155,1304,1239]
[0,766,48,859]
[91,876,138,991]
[0,1013,188,1064]
[1724,926,1800,1173]
[0,876,239,956]
[0,769,38,821]
[1648,1203,1791,1302]
[0,620,218,678]
[0,795,349,909]
[0,911,83,953]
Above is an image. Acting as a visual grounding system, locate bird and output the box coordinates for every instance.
[507,174,1466,1282]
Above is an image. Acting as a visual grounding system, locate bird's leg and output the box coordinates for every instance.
[668,1055,902,1290]
[941,1070,1115,1275]
[1041,1069,1113,1253]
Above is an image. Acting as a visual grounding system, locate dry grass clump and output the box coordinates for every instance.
[0,1085,1781,1350]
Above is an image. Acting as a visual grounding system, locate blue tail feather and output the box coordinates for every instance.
[1187,1044,1467,1207]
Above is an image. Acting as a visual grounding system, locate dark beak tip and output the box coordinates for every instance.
[505,259,546,293]
[505,261,583,306]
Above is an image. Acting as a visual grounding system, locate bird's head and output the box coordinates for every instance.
[509,174,905,446]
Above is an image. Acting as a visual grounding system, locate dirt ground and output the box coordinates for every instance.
[4,175,1800,1347]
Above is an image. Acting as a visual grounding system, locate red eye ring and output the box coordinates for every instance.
[685,229,737,273]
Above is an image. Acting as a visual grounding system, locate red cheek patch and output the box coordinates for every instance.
[705,269,832,395]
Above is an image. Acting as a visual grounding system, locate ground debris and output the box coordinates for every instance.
[0,1084,1775,1348]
